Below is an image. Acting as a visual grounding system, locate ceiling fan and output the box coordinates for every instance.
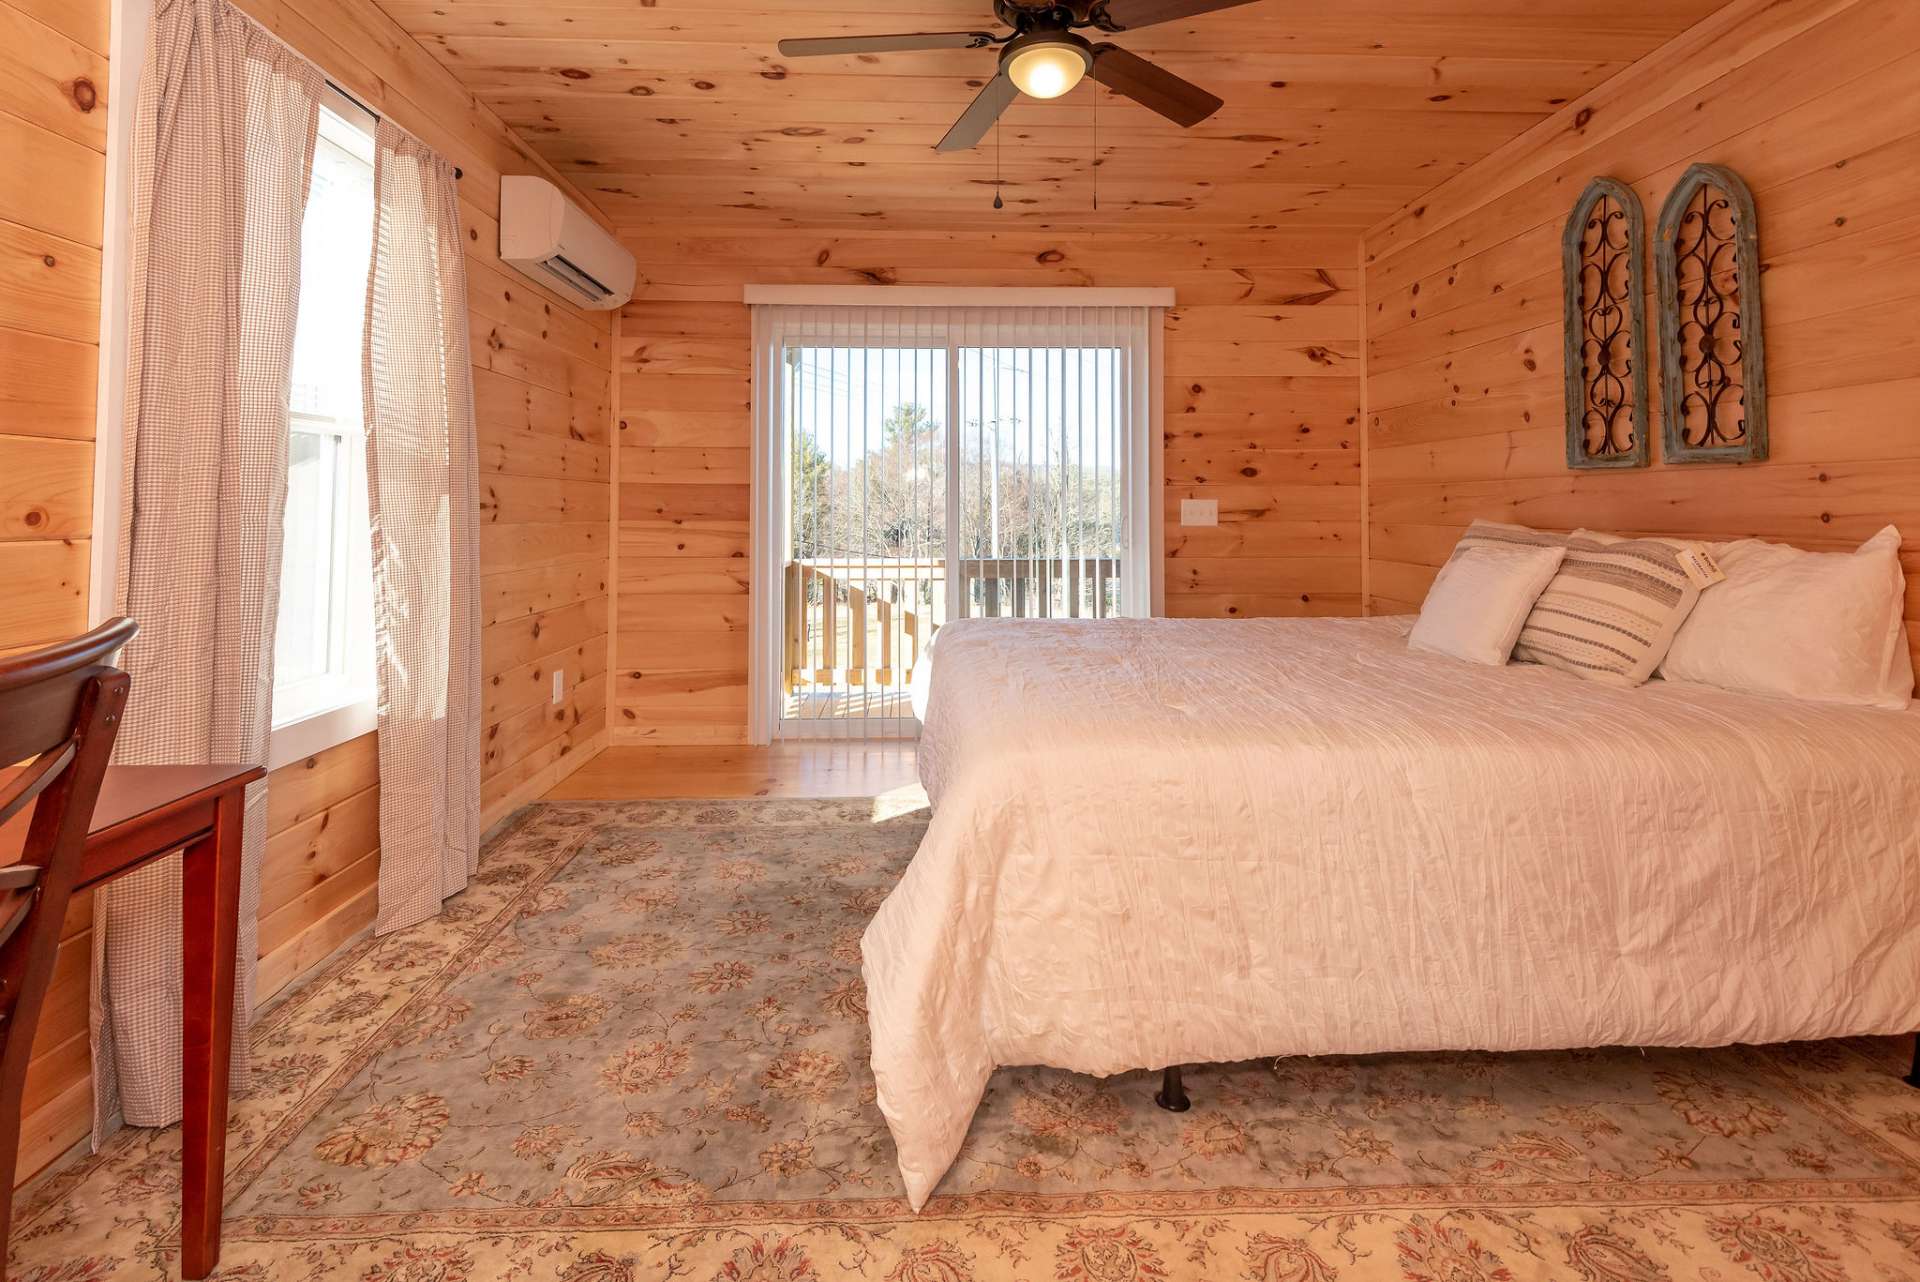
[776,0,1260,152]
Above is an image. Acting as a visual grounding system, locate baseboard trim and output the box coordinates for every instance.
[480,728,608,834]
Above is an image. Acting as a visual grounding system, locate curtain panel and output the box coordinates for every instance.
[96,0,323,1133]
[364,120,483,934]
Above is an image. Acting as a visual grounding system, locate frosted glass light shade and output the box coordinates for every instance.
[1007,42,1088,99]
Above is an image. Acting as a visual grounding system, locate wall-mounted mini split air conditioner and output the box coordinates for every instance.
[498,175,635,311]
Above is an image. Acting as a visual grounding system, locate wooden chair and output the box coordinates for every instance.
[0,618,136,1273]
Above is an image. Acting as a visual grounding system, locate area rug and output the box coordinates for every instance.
[15,797,1920,1281]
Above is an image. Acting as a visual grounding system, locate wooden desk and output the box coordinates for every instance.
[84,763,261,1280]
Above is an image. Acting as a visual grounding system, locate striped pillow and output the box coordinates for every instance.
[1512,535,1722,686]
[1454,519,1568,557]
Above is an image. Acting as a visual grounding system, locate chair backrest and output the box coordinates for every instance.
[0,618,136,1089]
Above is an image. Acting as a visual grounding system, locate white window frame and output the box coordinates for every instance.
[268,90,380,769]
[270,405,378,768]
[277,413,362,709]
[745,288,1169,744]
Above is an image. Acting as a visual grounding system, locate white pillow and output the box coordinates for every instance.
[1409,542,1567,666]
[1659,525,1914,710]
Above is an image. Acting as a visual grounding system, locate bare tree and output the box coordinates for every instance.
[792,401,1123,616]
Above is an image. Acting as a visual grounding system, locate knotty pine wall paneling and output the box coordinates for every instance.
[1,0,108,1187]
[0,0,103,659]
[1360,0,1920,676]
[13,0,617,1186]
[614,230,1364,745]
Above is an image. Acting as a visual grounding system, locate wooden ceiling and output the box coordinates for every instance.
[376,0,1734,231]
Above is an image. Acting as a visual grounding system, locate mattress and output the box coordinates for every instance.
[862,614,1920,1209]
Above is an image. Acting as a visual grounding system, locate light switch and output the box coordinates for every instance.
[1180,498,1219,527]
[551,669,566,705]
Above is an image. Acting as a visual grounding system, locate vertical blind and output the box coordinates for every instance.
[748,297,1163,741]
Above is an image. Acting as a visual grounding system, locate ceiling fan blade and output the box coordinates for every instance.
[1090,44,1223,127]
[936,72,1020,152]
[1092,0,1262,32]
[777,31,997,57]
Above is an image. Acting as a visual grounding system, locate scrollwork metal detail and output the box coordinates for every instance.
[1562,177,1650,469]
[1656,164,1768,463]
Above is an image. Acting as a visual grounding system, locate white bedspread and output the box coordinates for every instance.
[862,615,1920,1209]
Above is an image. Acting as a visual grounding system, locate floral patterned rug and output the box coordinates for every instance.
[14,797,1920,1281]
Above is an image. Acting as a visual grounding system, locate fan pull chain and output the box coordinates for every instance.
[1092,71,1099,212]
[993,117,1004,210]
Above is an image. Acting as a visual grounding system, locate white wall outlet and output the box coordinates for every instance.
[1179,498,1219,527]
[551,669,566,706]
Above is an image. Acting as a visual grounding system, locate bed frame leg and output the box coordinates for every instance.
[1155,1066,1191,1112]
[1906,1035,1920,1088]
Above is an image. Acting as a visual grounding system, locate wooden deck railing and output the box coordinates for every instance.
[783,556,1121,693]
[956,556,1121,621]
[784,559,936,693]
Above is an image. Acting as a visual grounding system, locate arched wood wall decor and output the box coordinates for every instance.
[1656,164,1768,464]
[1562,177,1649,469]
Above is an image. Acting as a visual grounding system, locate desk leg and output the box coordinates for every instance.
[180,789,242,1280]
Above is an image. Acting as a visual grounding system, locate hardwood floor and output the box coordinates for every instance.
[542,743,921,801]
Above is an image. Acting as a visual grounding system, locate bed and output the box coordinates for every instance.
[862,614,1920,1209]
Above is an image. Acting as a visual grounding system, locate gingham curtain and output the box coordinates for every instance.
[364,120,483,934]
[96,0,322,1134]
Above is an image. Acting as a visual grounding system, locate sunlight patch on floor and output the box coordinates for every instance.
[871,781,930,823]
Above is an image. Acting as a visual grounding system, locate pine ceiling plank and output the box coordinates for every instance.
[368,0,1735,232]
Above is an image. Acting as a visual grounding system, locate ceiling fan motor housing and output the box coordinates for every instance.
[994,0,1100,30]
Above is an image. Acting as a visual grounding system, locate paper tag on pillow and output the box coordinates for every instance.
[1673,545,1725,588]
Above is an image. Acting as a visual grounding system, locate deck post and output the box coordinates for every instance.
[783,562,802,694]
[848,585,867,685]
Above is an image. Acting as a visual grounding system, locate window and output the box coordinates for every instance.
[748,294,1165,741]
[270,96,377,763]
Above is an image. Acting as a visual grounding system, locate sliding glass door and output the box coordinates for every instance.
[751,303,1157,740]
[782,339,947,736]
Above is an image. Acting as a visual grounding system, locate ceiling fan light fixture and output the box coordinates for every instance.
[1006,38,1091,99]
[784,2,1245,152]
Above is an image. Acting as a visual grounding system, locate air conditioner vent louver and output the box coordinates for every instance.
[537,254,614,301]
